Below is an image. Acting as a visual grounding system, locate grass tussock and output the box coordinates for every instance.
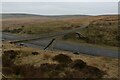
[2,50,105,78]
[52,54,72,64]
[2,42,119,78]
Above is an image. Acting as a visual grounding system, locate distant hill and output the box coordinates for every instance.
[2,13,41,19]
[1,13,90,19]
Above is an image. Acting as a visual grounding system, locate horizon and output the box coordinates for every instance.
[1,12,118,16]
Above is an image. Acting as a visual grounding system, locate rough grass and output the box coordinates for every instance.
[2,42,119,78]
[2,45,105,78]
[62,16,118,47]
[2,15,118,37]
[2,20,84,34]
[2,15,102,35]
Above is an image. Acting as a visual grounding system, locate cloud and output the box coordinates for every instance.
[2,2,118,15]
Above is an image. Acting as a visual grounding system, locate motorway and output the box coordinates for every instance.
[2,31,119,58]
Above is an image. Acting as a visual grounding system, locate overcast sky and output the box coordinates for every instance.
[1,0,119,2]
[2,2,118,15]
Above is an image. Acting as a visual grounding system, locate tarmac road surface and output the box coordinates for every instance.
[2,33,119,58]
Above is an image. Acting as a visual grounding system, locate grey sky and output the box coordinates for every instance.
[2,2,118,15]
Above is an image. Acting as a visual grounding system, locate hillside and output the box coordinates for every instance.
[2,13,91,34]
[2,41,119,78]
[62,15,118,47]
[1,13,119,79]
[2,13,108,35]
[2,14,118,48]
[2,13,89,19]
